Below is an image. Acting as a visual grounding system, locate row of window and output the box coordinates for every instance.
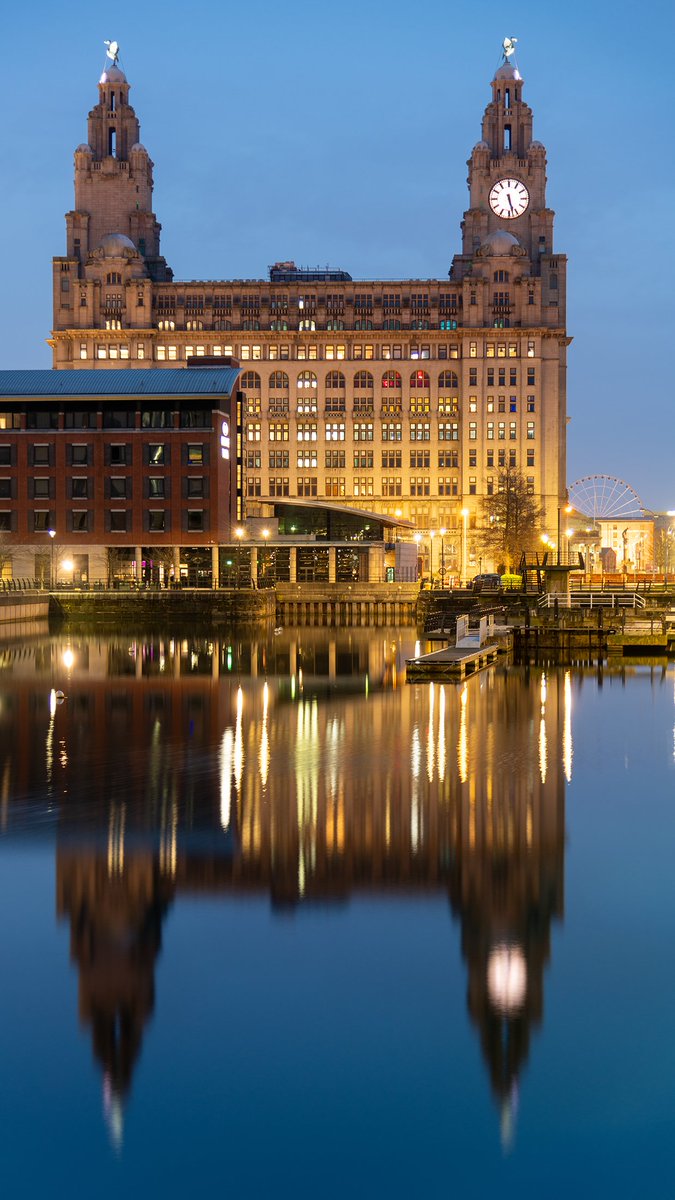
[245,396,536,417]
[1,409,213,431]
[82,339,538,364]
[245,471,537,499]
[0,443,207,467]
[244,449,536,470]
[0,509,207,533]
[5,476,207,500]
[240,367,536,390]
[247,420,536,442]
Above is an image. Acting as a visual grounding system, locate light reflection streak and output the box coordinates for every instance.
[219,728,234,831]
[438,686,446,783]
[458,685,468,784]
[234,686,244,791]
[259,682,269,789]
[427,682,435,782]
[563,671,573,783]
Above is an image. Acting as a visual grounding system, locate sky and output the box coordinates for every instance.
[1,0,673,510]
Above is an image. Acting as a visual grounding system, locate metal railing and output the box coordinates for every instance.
[538,591,645,610]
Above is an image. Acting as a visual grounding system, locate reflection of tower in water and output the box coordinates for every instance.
[447,669,567,1147]
[56,809,175,1149]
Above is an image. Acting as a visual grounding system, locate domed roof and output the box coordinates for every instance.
[75,143,92,155]
[98,232,137,257]
[494,62,522,82]
[480,229,521,255]
[473,140,489,152]
[99,65,127,85]
[130,143,148,154]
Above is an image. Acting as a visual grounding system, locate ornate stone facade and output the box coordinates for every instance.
[51,51,568,575]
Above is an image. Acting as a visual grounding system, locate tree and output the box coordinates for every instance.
[477,467,544,571]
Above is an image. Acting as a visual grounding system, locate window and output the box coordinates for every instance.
[325,370,345,390]
[498,422,505,440]
[438,477,458,497]
[353,450,373,469]
[109,444,128,465]
[297,477,318,498]
[469,396,478,413]
[268,451,288,470]
[269,478,290,497]
[325,422,345,442]
[297,370,317,390]
[148,444,165,465]
[246,478,261,498]
[353,477,373,497]
[527,421,535,440]
[269,422,289,442]
[297,449,317,468]
[269,371,289,390]
[187,510,205,531]
[410,396,430,415]
[410,451,430,468]
[246,423,261,443]
[486,450,494,468]
[354,370,373,390]
[382,370,402,389]
[325,477,346,497]
[438,450,458,468]
[241,371,261,390]
[110,478,127,499]
[382,450,402,468]
[248,451,262,469]
[71,478,88,499]
[0,479,10,498]
[33,478,50,499]
[109,511,127,532]
[487,422,494,440]
[438,397,459,416]
[510,396,517,412]
[381,422,402,442]
[149,477,165,498]
[527,396,536,413]
[526,448,535,466]
[469,367,477,387]
[353,422,373,441]
[0,512,12,530]
[382,477,402,497]
[509,422,517,440]
[410,422,430,441]
[410,477,430,497]
[32,445,50,466]
[469,449,477,468]
[187,445,204,465]
[33,511,53,532]
[498,449,506,467]
[297,422,317,442]
[438,421,459,441]
[297,394,318,415]
[527,367,536,386]
[325,395,345,413]
[527,340,535,357]
[469,476,477,496]
[438,370,459,388]
[526,476,535,494]
[71,511,90,533]
[326,450,345,469]
[409,370,430,389]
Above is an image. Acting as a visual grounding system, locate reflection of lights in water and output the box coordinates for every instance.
[234,687,244,791]
[427,682,435,782]
[107,804,125,876]
[295,699,320,891]
[438,686,446,783]
[411,725,421,780]
[291,675,296,701]
[219,728,234,830]
[326,716,342,802]
[458,685,468,784]
[563,670,573,783]
[190,651,198,670]
[160,798,177,877]
[259,682,269,788]
[539,715,547,784]
[62,647,75,671]
[414,640,421,659]
[500,1081,519,1155]
[103,1072,124,1153]
[540,671,547,712]
[411,727,421,851]
[487,944,527,1013]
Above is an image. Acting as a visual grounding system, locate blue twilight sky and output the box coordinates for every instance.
[0,0,673,509]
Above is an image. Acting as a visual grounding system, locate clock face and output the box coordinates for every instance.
[489,178,530,219]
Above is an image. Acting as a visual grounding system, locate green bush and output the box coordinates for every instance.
[500,573,522,591]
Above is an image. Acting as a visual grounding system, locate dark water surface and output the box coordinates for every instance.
[0,629,673,1198]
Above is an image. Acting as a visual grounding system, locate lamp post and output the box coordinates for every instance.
[461,509,469,587]
[429,529,435,587]
[557,502,572,566]
[414,532,422,582]
[440,527,446,589]
[48,528,56,589]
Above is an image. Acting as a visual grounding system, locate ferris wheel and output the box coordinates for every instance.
[568,474,644,521]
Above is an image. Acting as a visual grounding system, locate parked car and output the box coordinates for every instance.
[471,573,502,591]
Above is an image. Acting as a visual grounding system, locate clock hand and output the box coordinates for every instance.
[508,195,515,214]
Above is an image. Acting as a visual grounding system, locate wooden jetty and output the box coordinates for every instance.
[407,642,502,682]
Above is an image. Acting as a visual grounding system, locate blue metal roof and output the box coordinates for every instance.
[0,367,241,399]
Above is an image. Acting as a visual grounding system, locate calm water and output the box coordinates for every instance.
[0,628,673,1198]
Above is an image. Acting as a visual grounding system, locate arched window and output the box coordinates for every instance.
[410,319,429,330]
[326,319,345,331]
[242,319,260,331]
[269,319,288,331]
[297,370,317,390]
[325,370,346,390]
[383,318,401,331]
[410,370,430,389]
[354,319,373,330]
[354,371,374,389]
[493,270,510,283]
[299,319,316,332]
[382,370,402,389]
[213,319,231,331]
[269,371,289,390]
[157,319,175,332]
[438,370,459,388]
[241,371,261,389]
[186,320,203,331]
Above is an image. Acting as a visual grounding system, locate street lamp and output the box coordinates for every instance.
[557,503,572,566]
[461,509,469,587]
[414,532,422,582]
[429,529,435,587]
[48,528,56,589]
[440,527,446,588]
[234,526,244,588]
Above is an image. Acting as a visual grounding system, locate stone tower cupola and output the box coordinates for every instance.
[65,55,172,282]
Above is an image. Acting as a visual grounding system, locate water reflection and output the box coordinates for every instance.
[0,630,579,1147]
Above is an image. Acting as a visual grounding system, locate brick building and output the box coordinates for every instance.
[50,46,568,579]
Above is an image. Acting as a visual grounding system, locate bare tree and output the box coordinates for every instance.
[477,467,544,571]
